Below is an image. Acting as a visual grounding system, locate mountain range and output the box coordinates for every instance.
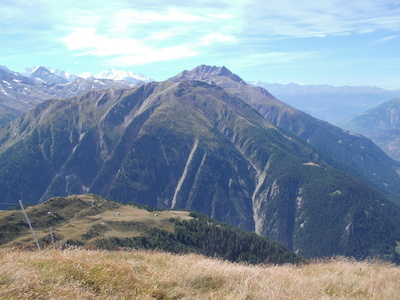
[249,81,400,124]
[340,98,400,162]
[0,65,399,261]
[81,68,153,84]
[0,66,152,125]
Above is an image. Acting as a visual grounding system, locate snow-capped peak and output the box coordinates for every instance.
[93,69,153,83]
[23,66,78,82]
[21,66,152,84]
[46,67,78,82]
[22,66,41,77]
[78,72,94,79]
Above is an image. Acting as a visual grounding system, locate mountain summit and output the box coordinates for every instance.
[176,65,247,84]
[22,66,75,84]
[171,65,400,204]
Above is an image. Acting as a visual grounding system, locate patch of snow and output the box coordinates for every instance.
[296,195,303,208]
[303,162,320,167]
[22,66,40,77]
[94,68,153,83]
[330,190,343,196]
[34,77,46,84]
[78,72,93,79]
[345,222,352,234]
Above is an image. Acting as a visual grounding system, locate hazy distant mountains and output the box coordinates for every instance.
[0,65,153,125]
[340,98,400,161]
[22,66,69,85]
[249,81,400,124]
[22,66,154,85]
[3,64,399,127]
[1,65,400,260]
[82,68,153,84]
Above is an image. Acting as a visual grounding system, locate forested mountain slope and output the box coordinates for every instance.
[0,73,399,260]
[172,65,400,203]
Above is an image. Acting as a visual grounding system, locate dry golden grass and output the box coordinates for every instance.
[0,248,399,299]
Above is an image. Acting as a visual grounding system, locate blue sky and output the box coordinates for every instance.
[1,0,399,89]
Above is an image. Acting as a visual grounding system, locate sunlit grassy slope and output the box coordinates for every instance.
[0,194,192,248]
[0,194,301,265]
[0,248,399,299]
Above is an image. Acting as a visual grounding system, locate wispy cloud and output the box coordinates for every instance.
[374,35,399,43]
[58,2,239,65]
[241,0,400,38]
[1,0,399,88]
[61,28,151,56]
[58,0,400,59]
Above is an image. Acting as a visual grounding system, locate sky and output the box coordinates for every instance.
[1,0,400,89]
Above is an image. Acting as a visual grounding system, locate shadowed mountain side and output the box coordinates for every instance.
[171,65,400,204]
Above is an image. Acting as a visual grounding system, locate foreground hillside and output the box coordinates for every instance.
[0,248,399,299]
[0,194,300,265]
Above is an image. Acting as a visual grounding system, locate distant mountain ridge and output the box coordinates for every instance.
[249,81,400,124]
[340,98,400,161]
[0,65,150,125]
[23,66,78,83]
[22,66,153,84]
[27,66,68,85]
[86,68,153,84]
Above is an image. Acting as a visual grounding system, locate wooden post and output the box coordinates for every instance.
[50,227,56,250]
[19,200,41,251]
